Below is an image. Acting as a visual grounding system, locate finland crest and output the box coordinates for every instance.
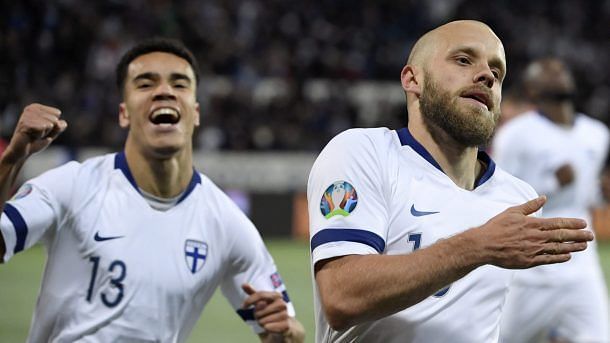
[185,240,208,274]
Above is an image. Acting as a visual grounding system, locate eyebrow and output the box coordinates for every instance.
[132,72,193,84]
[449,46,506,79]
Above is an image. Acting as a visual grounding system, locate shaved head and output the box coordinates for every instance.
[407,20,503,69]
[401,20,506,147]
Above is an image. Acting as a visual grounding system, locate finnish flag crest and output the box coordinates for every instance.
[185,239,208,274]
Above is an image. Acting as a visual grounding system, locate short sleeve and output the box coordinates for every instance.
[307,129,390,266]
[218,199,296,334]
[0,161,78,262]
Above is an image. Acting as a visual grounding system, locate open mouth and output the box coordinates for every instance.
[462,91,491,111]
[150,107,180,125]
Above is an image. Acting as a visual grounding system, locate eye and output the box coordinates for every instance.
[456,56,471,65]
[136,83,152,89]
[173,81,189,89]
[491,69,500,79]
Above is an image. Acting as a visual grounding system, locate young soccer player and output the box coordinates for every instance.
[0,38,304,343]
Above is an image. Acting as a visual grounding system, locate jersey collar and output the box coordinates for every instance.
[114,151,201,204]
[396,127,496,188]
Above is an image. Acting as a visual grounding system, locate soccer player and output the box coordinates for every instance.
[307,20,594,342]
[0,38,305,343]
[494,58,609,343]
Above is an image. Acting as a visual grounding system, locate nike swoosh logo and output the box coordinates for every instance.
[94,232,125,242]
[410,204,439,217]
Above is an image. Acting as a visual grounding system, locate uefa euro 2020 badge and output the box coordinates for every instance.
[320,181,358,219]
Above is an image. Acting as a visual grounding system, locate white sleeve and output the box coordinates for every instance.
[307,129,389,266]
[219,200,296,334]
[0,162,78,262]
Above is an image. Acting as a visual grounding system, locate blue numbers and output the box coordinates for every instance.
[407,233,451,298]
[86,256,100,302]
[407,233,422,250]
[87,256,127,308]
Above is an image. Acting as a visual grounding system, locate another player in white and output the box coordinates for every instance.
[494,58,609,343]
[0,38,304,343]
[307,20,594,343]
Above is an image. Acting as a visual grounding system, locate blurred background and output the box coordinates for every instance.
[1,0,609,342]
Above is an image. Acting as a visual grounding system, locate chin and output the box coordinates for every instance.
[148,144,185,159]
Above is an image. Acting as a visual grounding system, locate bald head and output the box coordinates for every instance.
[407,20,504,69]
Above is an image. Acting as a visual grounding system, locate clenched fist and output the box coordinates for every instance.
[3,103,67,163]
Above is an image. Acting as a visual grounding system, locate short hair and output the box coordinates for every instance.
[115,37,200,93]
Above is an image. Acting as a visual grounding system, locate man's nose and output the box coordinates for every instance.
[153,82,176,100]
[474,68,495,88]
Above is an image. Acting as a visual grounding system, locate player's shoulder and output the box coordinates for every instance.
[321,127,399,156]
[192,171,242,208]
[492,164,539,198]
[30,153,113,184]
[497,110,543,134]
[493,111,546,149]
[576,113,609,136]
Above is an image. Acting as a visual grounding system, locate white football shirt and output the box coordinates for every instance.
[1,152,295,343]
[308,127,539,343]
[493,111,609,284]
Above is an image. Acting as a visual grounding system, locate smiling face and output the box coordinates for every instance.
[119,51,200,158]
[403,21,506,147]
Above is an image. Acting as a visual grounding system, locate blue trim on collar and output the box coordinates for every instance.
[114,152,140,193]
[475,150,496,187]
[396,127,496,187]
[397,127,443,172]
[177,171,201,204]
[114,152,201,203]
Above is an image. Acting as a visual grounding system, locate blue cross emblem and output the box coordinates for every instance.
[185,240,208,274]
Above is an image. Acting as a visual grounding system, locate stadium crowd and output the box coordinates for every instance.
[1,0,609,151]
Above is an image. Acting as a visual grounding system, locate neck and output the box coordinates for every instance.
[538,102,574,126]
[409,115,482,190]
[124,143,193,198]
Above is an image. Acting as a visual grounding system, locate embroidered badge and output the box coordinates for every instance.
[185,240,208,274]
[270,272,283,288]
[320,181,358,219]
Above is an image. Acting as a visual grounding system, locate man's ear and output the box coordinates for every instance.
[194,102,200,127]
[119,103,130,128]
[401,65,422,97]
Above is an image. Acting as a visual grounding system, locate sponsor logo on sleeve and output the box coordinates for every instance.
[11,184,33,200]
[320,181,358,219]
[270,272,283,288]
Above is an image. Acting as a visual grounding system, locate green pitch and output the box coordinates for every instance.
[1,240,609,343]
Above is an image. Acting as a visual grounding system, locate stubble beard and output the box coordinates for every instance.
[419,72,500,147]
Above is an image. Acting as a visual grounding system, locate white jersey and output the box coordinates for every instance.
[0,152,295,343]
[493,111,609,342]
[493,111,610,284]
[307,127,539,343]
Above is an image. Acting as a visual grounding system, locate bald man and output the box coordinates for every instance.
[307,20,594,343]
[494,58,609,342]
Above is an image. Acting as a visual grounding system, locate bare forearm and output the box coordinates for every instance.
[315,232,484,330]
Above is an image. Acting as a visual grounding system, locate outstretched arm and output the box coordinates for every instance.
[240,284,305,343]
[315,196,593,330]
[0,103,67,262]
